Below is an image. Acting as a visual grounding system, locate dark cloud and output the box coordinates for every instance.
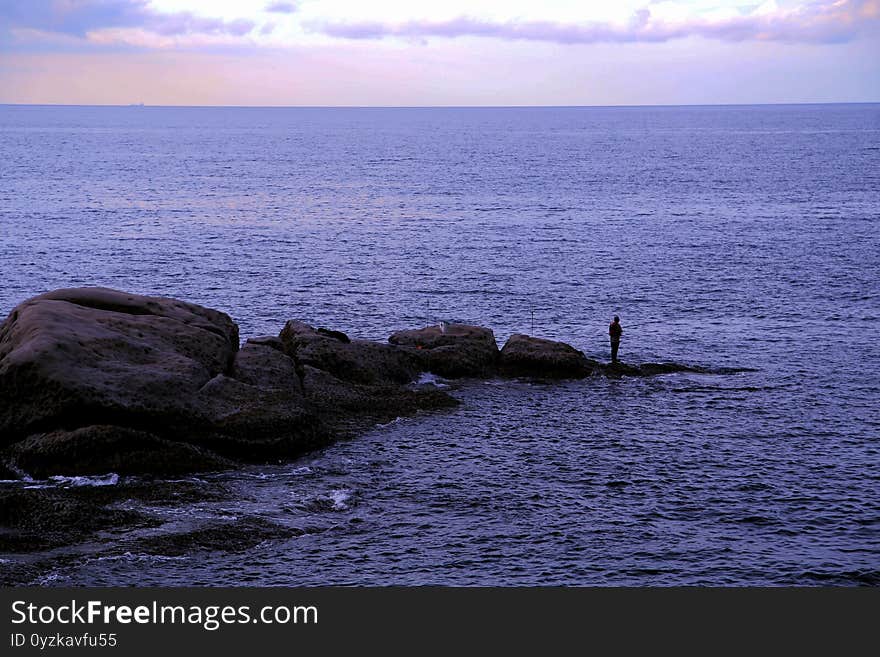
[265,1,298,13]
[312,0,880,45]
[0,0,256,39]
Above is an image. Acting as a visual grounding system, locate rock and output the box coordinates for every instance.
[245,335,286,352]
[0,487,156,553]
[194,374,328,459]
[299,365,458,433]
[0,287,239,446]
[280,320,419,385]
[633,362,707,376]
[5,425,233,479]
[389,324,499,378]
[316,327,350,343]
[0,288,331,474]
[499,334,599,379]
[226,341,330,458]
[601,361,707,377]
[130,517,300,557]
[233,342,302,391]
[600,361,643,377]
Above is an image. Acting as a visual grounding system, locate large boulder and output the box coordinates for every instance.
[499,334,599,379]
[389,324,499,378]
[0,287,239,444]
[0,288,328,475]
[280,320,419,385]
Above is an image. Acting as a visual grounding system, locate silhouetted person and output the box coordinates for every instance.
[609,315,622,362]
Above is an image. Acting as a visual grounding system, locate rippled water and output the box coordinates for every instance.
[1,104,879,585]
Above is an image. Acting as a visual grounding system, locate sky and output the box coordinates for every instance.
[0,0,878,106]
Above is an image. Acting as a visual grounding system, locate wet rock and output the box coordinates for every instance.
[634,362,707,376]
[0,288,333,474]
[299,365,458,433]
[600,362,643,377]
[601,361,707,377]
[280,320,419,385]
[499,334,599,379]
[0,287,239,446]
[5,425,233,479]
[0,477,236,562]
[0,487,157,553]
[389,324,499,378]
[132,517,300,556]
[194,374,329,460]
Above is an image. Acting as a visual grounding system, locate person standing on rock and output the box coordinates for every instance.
[609,316,623,363]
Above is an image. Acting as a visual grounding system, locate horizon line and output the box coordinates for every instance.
[1,101,878,110]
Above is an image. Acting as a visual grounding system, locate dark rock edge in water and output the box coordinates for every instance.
[0,287,727,576]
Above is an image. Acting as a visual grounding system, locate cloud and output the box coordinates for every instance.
[265,1,298,13]
[310,0,880,45]
[0,0,256,48]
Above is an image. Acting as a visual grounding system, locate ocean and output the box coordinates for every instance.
[1,104,878,585]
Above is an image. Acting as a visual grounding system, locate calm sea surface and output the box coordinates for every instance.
[1,104,878,585]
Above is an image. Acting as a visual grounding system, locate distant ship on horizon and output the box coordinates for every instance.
[127,102,145,107]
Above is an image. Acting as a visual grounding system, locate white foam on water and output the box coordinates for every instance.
[90,552,189,564]
[49,473,119,487]
[416,372,449,387]
[329,488,352,511]
[32,571,70,586]
[290,466,312,476]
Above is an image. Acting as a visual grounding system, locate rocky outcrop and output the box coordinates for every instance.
[389,324,500,378]
[0,287,239,445]
[0,290,461,478]
[281,320,420,385]
[280,321,458,432]
[299,364,457,434]
[0,287,719,480]
[0,289,326,476]
[499,334,600,379]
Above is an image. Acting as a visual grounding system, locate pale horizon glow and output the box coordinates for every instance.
[0,0,878,106]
